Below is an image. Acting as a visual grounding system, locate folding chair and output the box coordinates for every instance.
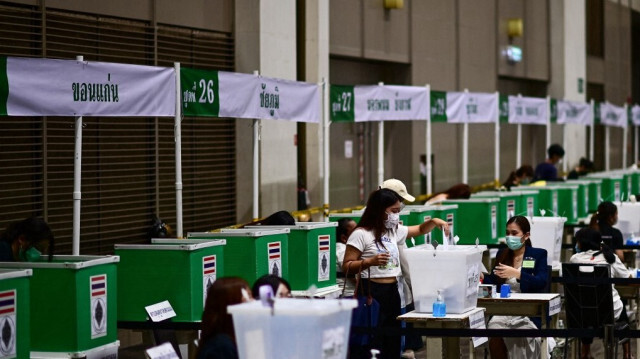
[561,263,628,359]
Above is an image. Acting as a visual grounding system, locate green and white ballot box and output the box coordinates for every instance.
[428,205,458,245]
[443,199,499,244]
[188,229,289,285]
[588,174,624,202]
[544,184,579,224]
[0,269,32,359]
[244,222,338,294]
[0,256,118,357]
[562,180,592,219]
[114,239,226,322]
[403,205,437,247]
[578,177,603,212]
[471,191,521,239]
[513,186,558,217]
[516,190,539,217]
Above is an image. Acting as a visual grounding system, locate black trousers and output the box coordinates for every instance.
[363,279,402,359]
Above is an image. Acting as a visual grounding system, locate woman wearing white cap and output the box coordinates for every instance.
[343,183,449,359]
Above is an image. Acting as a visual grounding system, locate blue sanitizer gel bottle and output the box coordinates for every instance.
[433,289,446,317]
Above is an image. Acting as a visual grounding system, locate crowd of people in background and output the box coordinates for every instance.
[3,142,634,359]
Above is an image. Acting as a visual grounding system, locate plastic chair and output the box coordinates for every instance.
[561,263,628,359]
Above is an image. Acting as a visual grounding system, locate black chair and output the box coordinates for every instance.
[561,263,628,359]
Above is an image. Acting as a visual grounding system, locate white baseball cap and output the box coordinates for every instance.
[380,178,415,202]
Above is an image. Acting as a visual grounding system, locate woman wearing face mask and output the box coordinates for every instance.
[481,216,549,359]
[0,217,54,262]
[570,227,632,359]
[343,188,449,359]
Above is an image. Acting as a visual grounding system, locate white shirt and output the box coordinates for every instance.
[569,250,631,320]
[346,225,408,279]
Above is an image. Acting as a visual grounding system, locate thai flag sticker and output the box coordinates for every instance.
[318,235,330,282]
[0,290,16,358]
[268,242,282,277]
[202,255,217,307]
[91,275,106,297]
[90,275,107,339]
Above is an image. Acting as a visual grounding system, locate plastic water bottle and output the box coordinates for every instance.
[433,289,446,317]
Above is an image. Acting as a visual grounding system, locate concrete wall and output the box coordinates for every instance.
[14,0,234,32]
[235,0,298,222]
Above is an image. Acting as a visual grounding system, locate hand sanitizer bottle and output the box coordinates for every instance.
[433,289,446,317]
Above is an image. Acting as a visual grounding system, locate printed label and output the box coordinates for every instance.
[491,206,497,238]
[318,235,330,282]
[203,255,217,307]
[615,182,621,202]
[506,200,515,219]
[572,190,578,219]
[268,242,282,277]
[423,215,432,243]
[552,192,558,215]
[90,275,107,339]
[446,213,454,237]
[469,310,488,347]
[549,297,561,316]
[145,300,176,322]
[0,290,16,359]
[527,197,534,217]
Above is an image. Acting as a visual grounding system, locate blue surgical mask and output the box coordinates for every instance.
[574,244,581,253]
[384,212,400,229]
[505,235,524,250]
[19,246,41,262]
[520,178,531,185]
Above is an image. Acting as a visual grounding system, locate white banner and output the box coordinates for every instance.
[599,102,627,128]
[4,57,175,117]
[217,72,321,122]
[353,85,429,122]
[508,96,548,125]
[556,100,592,125]
[446,92,497,123]
[631,105,640,126]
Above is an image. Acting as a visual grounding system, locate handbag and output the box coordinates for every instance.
[342,261,380,347]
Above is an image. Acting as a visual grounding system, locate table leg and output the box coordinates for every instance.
[425,337,442,358]
[541,337,548,359]
[443,336,461,359]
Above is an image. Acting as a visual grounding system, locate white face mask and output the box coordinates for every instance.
[384,212,400,229]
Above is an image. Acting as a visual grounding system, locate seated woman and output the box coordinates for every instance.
[502,165,534,190]
[590,201,625,261]
[197,277,253,359]
[425,183,471,205]
[570,227,632,359]
[0,217,54,262]
[482,216,549,359]
[251,274,292,299]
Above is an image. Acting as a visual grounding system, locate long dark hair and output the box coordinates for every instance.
[427,183,471,201]
[589,201,617,230]
[503,165,534,188]
[199,277,249,351]
[494,216,532,285]
[0,217,54,261]
[357,189,402,247]
[575,227,616,264]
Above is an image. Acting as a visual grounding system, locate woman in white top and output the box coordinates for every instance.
[343,188,449,359]
[570,227,632,359]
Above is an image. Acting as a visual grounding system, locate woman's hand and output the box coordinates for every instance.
[492,263,521,279]
[430,218,450,237]
[366,252,390,267]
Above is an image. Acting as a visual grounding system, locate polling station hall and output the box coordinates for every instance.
[2,1,640,359]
